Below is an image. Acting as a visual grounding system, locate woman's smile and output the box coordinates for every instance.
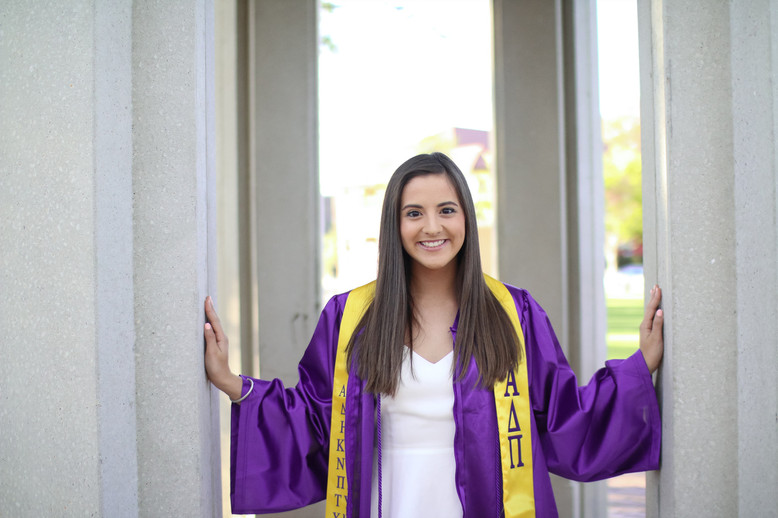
[418,239,447,249]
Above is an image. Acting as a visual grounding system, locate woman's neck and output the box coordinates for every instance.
[406,262,460,362]
[409,262,458,305]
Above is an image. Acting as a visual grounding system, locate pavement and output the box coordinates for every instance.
[607,472,646,518]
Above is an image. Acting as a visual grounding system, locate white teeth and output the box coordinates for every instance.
[420,239,445,248]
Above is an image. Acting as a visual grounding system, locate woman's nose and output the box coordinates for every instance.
[423,215,442,234]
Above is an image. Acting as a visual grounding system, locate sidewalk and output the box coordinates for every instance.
[607,472,646,518]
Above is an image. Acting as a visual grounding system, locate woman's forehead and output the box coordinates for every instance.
[401,173,459,203]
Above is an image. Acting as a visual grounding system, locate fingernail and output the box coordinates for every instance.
[657,309,663,317]
[205,323,212,330]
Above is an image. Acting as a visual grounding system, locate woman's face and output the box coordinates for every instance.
[399,173,466,274]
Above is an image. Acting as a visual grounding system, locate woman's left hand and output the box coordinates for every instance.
[639,285,664,374]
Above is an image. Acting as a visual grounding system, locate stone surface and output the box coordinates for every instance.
[252,0,321,388]
[1,2,103,515]
[639,0,778,516]
[132,0,220,516]
[0,1,219,516]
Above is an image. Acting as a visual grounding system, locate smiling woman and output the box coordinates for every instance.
[204,152,664,518]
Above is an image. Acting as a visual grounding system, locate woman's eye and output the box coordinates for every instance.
[406,210,421,218]
[441,207,456,215]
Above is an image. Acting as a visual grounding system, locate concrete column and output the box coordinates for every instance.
[494,1,607,516]
[562,0,607,390]
[1,1,219,516]
[494,0,569,339]
[731,2,778,512]
[235,2,322,516]
[493,1,572,515]
[132,1,220,516]
[93,3,139,514]
[212,2,320,515]
[639,1,778,516]
[1,3,138,515]
[562,3,609,517]
[215,2,246,516]
[251,0,320,387]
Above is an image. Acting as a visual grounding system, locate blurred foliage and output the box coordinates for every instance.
[602,116,642,249]
[320,2,338,53]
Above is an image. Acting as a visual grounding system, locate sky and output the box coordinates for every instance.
[597,0,641,120]
[318,0,641,194]
[318,0,493,193]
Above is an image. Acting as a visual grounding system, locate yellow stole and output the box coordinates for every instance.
[325,276,535,517]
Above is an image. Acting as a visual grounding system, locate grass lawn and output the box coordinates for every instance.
[606,297,643,360]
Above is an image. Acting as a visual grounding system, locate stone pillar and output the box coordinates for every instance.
[1,2,138,515]
[251,0,321,387]
[0,1,220,516]
[214,2,247,516]
[213,2,320,515]
[132,0,220,516]
[638,0,778,516]
[494,0,569,338]
[730,3,778,511]
[216,1,321,516]
[562,3,609,517]
[494,1,607,516]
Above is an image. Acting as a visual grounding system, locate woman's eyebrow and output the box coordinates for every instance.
[401,201,459,210]
[400,200,459,212]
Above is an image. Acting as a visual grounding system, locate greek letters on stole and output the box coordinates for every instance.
[484,275,535,517]
[325,276,535,517]
[325,281,374,518]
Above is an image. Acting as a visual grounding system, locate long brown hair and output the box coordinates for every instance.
[346,152,520,395]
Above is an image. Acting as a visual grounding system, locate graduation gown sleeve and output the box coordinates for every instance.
[230,293,348,514]
[512,286,661,482]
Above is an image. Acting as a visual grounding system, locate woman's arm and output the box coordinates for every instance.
[203,293,347,513]
[511,286,662,482]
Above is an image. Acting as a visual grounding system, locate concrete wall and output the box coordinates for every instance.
[639,0,778,516]
[0,1,220,516]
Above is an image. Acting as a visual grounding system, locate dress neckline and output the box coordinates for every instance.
[409,348,454,366]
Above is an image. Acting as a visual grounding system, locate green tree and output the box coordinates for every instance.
[602,116,642,261]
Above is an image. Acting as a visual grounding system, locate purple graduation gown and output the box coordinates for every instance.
[230,283,661,517]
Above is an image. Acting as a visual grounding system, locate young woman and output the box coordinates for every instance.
[204,152,664,518]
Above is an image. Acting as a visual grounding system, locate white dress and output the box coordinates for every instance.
[370,348,463,518]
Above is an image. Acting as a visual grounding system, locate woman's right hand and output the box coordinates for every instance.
[204,296,243,400]
[639,285,664,374]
